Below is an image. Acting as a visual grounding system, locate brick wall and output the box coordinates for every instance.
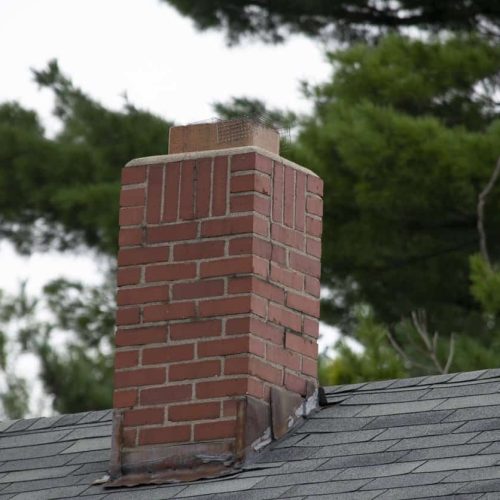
[113,147,323,469]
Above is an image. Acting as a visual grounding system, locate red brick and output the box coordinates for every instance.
[145,262,196,282]
[285,332,318,358]
[139,425,190,445]
[173,241,225,261]
[122,428,137,447]
[123,408,164,426]
[140,384,192,405]
[195,158,212,218]
[122,166,146,185]
[142,344,194,365]
[231,152,273,174]
[198,337,249,358]
[306,237,321,258]
[179,160,195,220]
[120,187,145,207]
[272,163,284,223]
[200,256,253,278]
[224,355,249,375]
[283,167,295,228]
[116,307,140,326]
[268,303,302,332]
[305,276,321,297]
[228,236,271,258]
[289,251,321,278]
[212,156,228,216]
[270,264,304,290]
[307,175,323,195]
[115,326,166,347]
[169,402,220,422]
[119,227,143,247]
[286,292,320,317]
[170,319,222,340]
[249,357,283,385]
[147,166,163,224]
[119,206,143,226]
[118,246,169,266]
[251,295,268,320]
[198,296,252,318]
[230,194,271,215]
[194,420,236,441]
[115,350,139,369]
[248,377,265,399]
[114,367,165,388]
[113,389,137,408]
[304,317,319,338]
[143,301,196,322]
[271,224,305,250]
[231,173,271,196]
[117,285,168,306]
[147,222,197,243]
[302,356,317,377]
[228,276,284,304]
[163,161,181,222]
[196,378,247,399]
[306,216,322,238]
[170,360,221,381]
[306,195,323,216]
[249,317,284,345]
[285,371,307,395]
[173,280,224,300]
[117,267,141,286]
[223,400,237,417]
[270,244,286,265]
[266,344,301,371]
[201,215,255,237]
[295,171,306,231]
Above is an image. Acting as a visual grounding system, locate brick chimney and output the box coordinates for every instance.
[108,119,323,486]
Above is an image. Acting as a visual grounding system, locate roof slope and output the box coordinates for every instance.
[2,369,500,499]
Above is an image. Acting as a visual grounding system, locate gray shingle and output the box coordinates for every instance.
[375,483,462,499]
[176,477,264,497]
[253,468,340,488]
[256,446,317,463]
[179,487,291,500]
[64,424,112,441]
[0,466,79,484]
[342,389,429,406]
[435,393,500,410]
[360,470,451,490]
[297,428,383,446]
[470,430,500,444]
[303,492,380,500]
[67,449,110,464]
[283,479,371,496]
[357,399,445,417]
[10,484,88,500]
[455,418,500,433]
[442,465,500,483]
[5,418,40,433]
[364,409,452,429]
[388,431,477,451]
[444,404,500,422]
[457,478,500,494]
[318,450,407,470]
[373,422,462,441]
[0,454,73,473]
[449,370,487,383]
[60,437,110,454]
[0,442,72,462]
[28,416,63,431]
[0,429,71,449]
[420,381,500,400]
[401,442,489,462]
[295,417,373,433]
[103,485,186,499]
[78,411,112,425]
[313,404,368,418]
[312,439,399,458]
[334,461,424,480]
[241,458,328,478]
[415,454,500,473]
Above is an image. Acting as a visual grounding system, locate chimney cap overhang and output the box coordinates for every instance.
[168,119,280,155]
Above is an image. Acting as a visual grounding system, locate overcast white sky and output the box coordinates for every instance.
[0,0,340,355]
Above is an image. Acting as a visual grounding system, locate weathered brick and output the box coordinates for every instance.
[231,172,271,195]
[114,389,137,408]
[147,166,163,224]
[283,167,295,228]
[223,400,237,417]
[295,171,306,231]
[143,301,196,322]
[123,408,164,426]
[173,280,224,300]
[200,256,252,277]
[306,194,323,216]
[201,215,267,237]
[118,246,169,266]
[286,292,320,317]
[140,384,192,405]
[304,317,319,338]
[115,326,166,347]
[285,332,318,358]
[194,420,236,441]
[306,237,322,258]
[139,425,190,445]
[228,276,284,304]
[169,360,221,381]
[117,267,141,286]
[270,264,304,290]
[147,222,197,243]
[285,371,307,395]
[305,276,321,298]
[271,224,305,250]
[199,296,252,318]
[198,337,249,358]
[115,350,139,369]
[145,262,196,282]
[307,175,323,195]
[119,227,143,247]
[117,285,168,306]
[179,160,195,220]
[116,307,140,326]
[173,241,225,261]
[268,303,302,332]
[169,402,220,422]
[114,367,165,388]
[306,215,322,238]
[212,156,228,216]
[119,206,144,226]
[195,158,212,218]
[302,356,317,377]
[142,344,194,365]
[230,194,271,215]
[231,152,272,174]
[122,166,146,185]
[289,251,321,278]
[163,161,180,222]
[272,162,284,223]
[266,344,301,371]
[170,319,222,340]
[120,187,145,207]
[196,378,247,399]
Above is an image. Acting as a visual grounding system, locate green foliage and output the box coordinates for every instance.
[319,311,407,386]
[164,1,500,44]
[0,60,171,255]
[470,254,500,315]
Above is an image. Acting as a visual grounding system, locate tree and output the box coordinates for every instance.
[292,35,500,380]
[163,0,500,44]
[0,62,172,417]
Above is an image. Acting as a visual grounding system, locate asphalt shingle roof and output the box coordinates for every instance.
[2,369,500,499]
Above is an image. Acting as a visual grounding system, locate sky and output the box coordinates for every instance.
[0,0,340,380]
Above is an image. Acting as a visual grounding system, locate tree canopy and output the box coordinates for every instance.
[164,0,500,43]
